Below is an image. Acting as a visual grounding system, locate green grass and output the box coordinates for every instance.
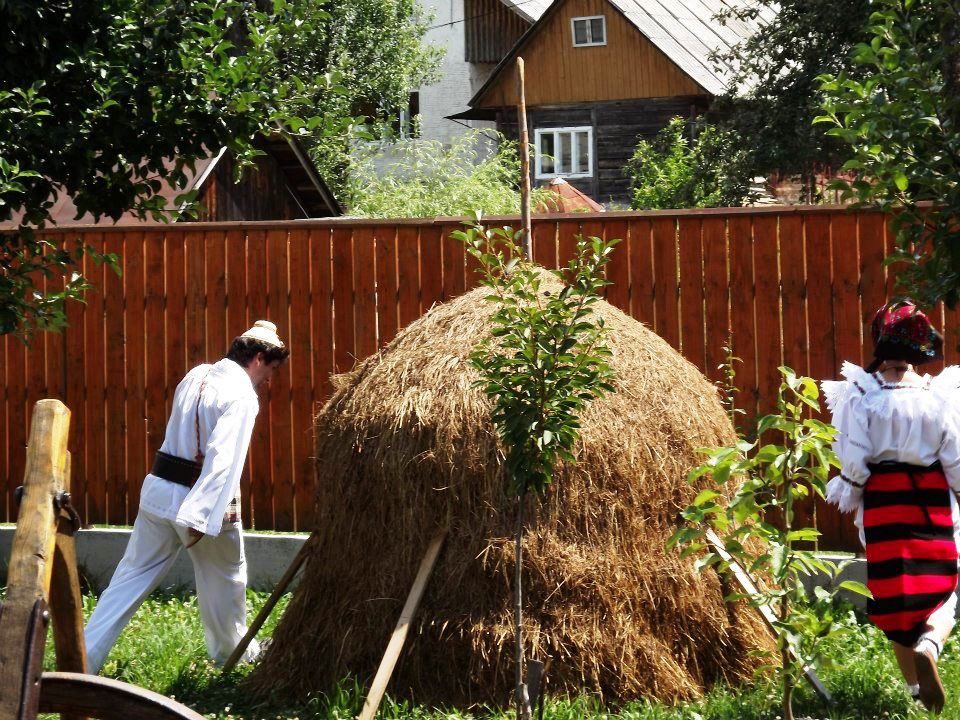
[41,592,956,719]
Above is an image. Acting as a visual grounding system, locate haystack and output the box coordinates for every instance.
[249,272,772,707]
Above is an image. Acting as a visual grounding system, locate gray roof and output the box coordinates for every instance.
[609,0,765,95]
[499,0,553,23]
[497,0,765,96]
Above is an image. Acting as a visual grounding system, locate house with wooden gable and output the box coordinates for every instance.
[457,0,763,204]
[1,133,340,228]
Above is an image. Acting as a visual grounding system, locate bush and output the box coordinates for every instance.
[625,117,754,209]
[345,130,540,218]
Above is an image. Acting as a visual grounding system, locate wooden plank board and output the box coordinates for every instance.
[441,222,466,300]
[652,217,680,349]
[64,246,88,522]
[165,231,187,410]
[701,216,729,382]
[858,213,888,368]
[396,226,422,331]
[375,226,399,348]
[84,232,107,525]
[419,225,444,314]
[267,228,294,531]
[41,237,66,400]
[104,231,128,524]
[831,212,862,370]
[226,229,251,520]
[310,228,335,404]
[752,215,782,418]
[677,216,705,371]
[331,226,356,373]
[206,230,229,359]
[185,230,207,369]
[532,219,558,269]
[125,232,148,515]
[144,230,168,474]
[603,219,630,313]
[728,216,757,421]
[289,229,314,531]
[247,229,271,530]
[6,328,26,521]
[627,219,654,326]
[352,227,378,361]
[779,216,808,378]
[556,220,580,270]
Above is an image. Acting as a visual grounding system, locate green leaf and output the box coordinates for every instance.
[838,580,873,599]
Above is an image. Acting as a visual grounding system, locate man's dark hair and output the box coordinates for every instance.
[226,336,290,367]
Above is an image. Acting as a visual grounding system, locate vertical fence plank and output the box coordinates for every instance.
[753,216,782,418]
[42,238,66,400]
[375,226,399,347]
[419,225,444,314]
[267,228,293,531]
[6,329,26,521]
[185,230,207,369]
[677,217,705,371]
[652,218,680,349]
[353,227,378,361]
[331,227,356,373]
[858,213,888,367]
[728,216,757,421]
[143,231,167,502]
[603,219,630,313]
[247,229,271,530]
[166,231,187,412]
[84,232,107,524]
[206,230,228,358]
[397,226,422,331]
[289,228,313,531]
[64,247,88,521]
[532,219,558,269]
[104,232,127,524]
[701,217,729,383]
[441,223,466,301]
[779,216,808,377]
[225,229,252,521]
[311,227,334,403]
[557,220,580,269]
[125,232,147,517]
[832,213,863,374]
[627,218,654,326]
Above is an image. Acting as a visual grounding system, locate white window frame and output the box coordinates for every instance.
[534,126,594,179]
[570,15,607,47]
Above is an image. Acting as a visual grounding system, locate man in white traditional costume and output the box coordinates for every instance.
[84,321,289,673]
[824,300,960,713]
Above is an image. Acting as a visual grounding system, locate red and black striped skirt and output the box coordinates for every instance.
[864,461,959,647]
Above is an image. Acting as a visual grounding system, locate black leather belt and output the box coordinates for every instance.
[151,451,202,488]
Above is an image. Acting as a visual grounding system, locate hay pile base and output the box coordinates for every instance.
[248,272,772,707]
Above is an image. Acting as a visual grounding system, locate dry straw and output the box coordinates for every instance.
[249,271,772,707]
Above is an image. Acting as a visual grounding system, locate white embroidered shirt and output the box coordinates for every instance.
[823,362,960,545]
[138,358,259,536]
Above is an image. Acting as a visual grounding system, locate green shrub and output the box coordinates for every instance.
[625,117,754,209]
[346,130,543,218]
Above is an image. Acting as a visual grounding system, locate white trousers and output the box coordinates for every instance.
[84,509,260,673]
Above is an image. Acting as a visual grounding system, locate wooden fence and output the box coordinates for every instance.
[5,207,956,550]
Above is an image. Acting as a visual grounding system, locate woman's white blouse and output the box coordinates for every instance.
[824,362,960,545]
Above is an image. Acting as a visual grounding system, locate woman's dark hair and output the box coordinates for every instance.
[226,336,290,367]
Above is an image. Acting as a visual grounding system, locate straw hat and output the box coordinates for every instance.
[240,320,285,349]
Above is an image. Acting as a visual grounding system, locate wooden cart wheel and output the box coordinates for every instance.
[38,672,206,720]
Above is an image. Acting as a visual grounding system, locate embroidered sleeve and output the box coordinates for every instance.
[823,372,871,513]
[939,402,960,493]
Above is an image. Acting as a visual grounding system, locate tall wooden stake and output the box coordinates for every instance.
[517,57,532,262]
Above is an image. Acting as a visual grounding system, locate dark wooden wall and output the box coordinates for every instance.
[197,151,308,222]
[498,97,710,204]
[465,0,530,63]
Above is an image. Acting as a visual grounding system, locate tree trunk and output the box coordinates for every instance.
[514,491,531,720]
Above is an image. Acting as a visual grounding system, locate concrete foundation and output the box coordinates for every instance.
[0,524,308,594]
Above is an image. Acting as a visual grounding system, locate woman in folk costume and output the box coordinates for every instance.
[824,299,960,713]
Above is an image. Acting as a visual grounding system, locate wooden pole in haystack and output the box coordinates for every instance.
[517,57,532,263]
[513,55,534,720]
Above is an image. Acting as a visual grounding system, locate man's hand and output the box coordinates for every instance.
[185,527,205,549]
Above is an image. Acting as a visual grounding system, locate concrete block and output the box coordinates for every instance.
[0,524,308,594]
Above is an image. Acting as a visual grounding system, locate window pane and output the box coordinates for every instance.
[573,19,588,45]
[559,132,572,174]
[590,18,605,43]
[576,131,590,174]
[539,133,555,174]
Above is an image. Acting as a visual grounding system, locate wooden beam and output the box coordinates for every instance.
[0,399,71,719]
[357,530,447,720]
[38,672,206,720]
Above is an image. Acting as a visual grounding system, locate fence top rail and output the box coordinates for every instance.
[2,204,885,235]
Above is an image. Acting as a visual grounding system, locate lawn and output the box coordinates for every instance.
[45,591,955,719]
